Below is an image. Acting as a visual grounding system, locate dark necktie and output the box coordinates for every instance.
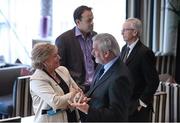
[94,66,104,86]
[123,46,130,62]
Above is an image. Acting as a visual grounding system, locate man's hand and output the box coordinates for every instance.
[73,92,90,103]
[68,92,90,114]
[68,101,89,114]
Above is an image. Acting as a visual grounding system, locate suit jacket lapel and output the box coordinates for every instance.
[72,28,85,63]
[90,65,102,88]
[87,58,119,97]
[94,70,112,87]
[126,41,141,64]
[120,45,127,60]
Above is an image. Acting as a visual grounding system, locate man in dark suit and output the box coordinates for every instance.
[69,33,133,122]
[121,18,159,121]
[55,5,97,92]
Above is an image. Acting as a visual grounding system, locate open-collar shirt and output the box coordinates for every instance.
[75,27,95,85]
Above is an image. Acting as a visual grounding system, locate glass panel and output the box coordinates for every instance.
[52,0,126,48]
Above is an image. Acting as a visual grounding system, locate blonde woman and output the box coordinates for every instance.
[30,43,82,122]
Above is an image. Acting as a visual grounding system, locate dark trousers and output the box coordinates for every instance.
[79,110,87,122]
[128,107,152,122]
[67,110,78,122]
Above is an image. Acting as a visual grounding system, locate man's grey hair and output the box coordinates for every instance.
[126,18,142,37]
[92,33,120,56]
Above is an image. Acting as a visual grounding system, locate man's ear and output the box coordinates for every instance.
[75,19,80,25]
[104,50,110,58]
[132,30,138,36]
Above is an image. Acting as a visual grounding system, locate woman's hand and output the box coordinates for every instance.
[70,101,89,114]
[68,93,90,114]
[69,85,79,98]
[73,92,90,103]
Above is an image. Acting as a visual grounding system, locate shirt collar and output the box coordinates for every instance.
[75,26,93,38]
[103,56,119,73]
[75,26,82,37]
[127,38,139,50]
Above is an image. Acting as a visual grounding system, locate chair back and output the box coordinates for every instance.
[13,76,33,117]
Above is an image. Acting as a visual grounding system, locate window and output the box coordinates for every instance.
[0,0,126,65]
[0,0,40,65]
[52,0,126,48]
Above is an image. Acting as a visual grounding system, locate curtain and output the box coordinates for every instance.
[126,0,179,56]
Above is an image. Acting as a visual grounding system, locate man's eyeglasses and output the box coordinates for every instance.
[121,28,135,33]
